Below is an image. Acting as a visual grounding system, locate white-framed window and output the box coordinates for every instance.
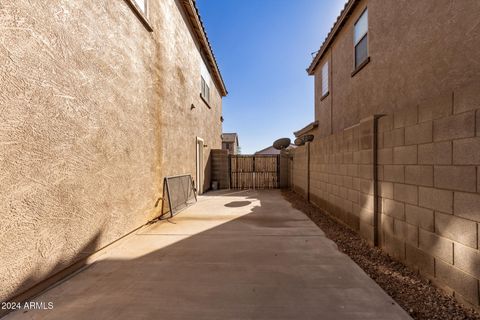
[321,61,329,96]
[201,76,210,103]
[200,58,213,106]
[133,0,146,14]
[354,8,368,68]
[125,0,152,31]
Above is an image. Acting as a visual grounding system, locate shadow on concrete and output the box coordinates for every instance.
[224,200,251,208]
[3,190,410,320]
[1,232,103,318]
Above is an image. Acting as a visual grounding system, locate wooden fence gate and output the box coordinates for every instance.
[230,155,279,189]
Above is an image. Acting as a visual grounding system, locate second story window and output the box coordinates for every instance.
[321,61,329,96]
[200,58,213,107]
[133,0,146,14]
[354,8,368,68]
[201,76,210,104]
[125,0,152,31]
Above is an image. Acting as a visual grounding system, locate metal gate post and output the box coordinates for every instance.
[306,142,310,201]
[165,177,173,218]
[277,154,280,188]
[253,156,256,190]
[231,154,233,189]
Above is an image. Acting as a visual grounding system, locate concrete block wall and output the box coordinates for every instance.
[291,82,480,309]
[211,149,230,189]
[291,144,308,197]
[279,150,290,188]
[292,117,375,243]
[377,83,480,307]
[286,151,294,189]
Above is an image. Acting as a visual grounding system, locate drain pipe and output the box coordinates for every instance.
[373,114,383,247]
[306,141,311,202]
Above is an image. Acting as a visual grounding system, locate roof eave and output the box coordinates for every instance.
[256,145,274,154]
[294,121,319,137]
[307,0,359,75]
[182,0,228,96]
[221,133,239,146]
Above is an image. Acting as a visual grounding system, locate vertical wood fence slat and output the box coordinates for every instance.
[229,155,279,189]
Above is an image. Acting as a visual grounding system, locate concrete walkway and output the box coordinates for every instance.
[5,190,411,320]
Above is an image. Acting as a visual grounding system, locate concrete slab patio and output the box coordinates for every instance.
[5,190,411,320]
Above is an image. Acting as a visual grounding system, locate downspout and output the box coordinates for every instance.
[307,142,310,201]
[373,115,382,247]
[330,48,334,135]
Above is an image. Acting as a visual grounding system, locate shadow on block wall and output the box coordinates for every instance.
[290,83,480,308]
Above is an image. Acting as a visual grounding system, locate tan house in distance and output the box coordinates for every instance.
[255,144,296,155]
[221,132,239,154]
[290,0,480,309]
[0,0,226,307]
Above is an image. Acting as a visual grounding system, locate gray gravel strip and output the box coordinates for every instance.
[283,190,480,320]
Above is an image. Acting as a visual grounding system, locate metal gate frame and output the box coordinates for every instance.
[160,174,197,219]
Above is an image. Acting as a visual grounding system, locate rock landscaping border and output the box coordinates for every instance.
[283,190,480,320]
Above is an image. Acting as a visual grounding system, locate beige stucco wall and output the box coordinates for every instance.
[314,0,480,136]
[0,0,222,302]
[291,146,308,197]
[158,0,223,193]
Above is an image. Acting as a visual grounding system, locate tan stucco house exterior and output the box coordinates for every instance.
[0,0,226,306]
[296,0,480,138]
[221,132,239,155]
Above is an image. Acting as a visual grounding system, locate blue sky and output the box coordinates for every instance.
[196,0,347,154]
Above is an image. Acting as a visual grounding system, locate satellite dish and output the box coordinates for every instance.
[303,134,314,143]
[273,138,291,150]
[294,138,305,146]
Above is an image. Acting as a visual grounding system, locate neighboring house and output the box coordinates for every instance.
[0,0,226,306]
[293,121,318,140]
[221,133,239,154]
[296,0,480,138]
[255,144,296,155]
[290,0,480,309]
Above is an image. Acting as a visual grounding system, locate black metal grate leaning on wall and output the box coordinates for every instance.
[161,174,197,219]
